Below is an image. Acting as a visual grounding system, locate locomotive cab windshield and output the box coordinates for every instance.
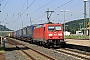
[48,26,62,31]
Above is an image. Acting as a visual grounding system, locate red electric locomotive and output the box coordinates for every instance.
[33,22,66,47]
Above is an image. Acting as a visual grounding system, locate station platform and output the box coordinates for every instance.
[65,39,90,47]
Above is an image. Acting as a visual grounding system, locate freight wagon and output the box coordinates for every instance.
[16,30,19,39]
[18,29,23,40]
[13,31,16,38]
[26,26,34,39]
[17,25,35,41]
[8,32,10,37]
[10,32,14,38]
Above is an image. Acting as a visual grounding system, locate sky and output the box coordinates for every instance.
[0,0,89,31]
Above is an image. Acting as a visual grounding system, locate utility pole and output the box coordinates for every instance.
[60,10,69,40]
[30,17,32,25]
[0,4,1,47]
[84,0,87,39]
[0,4,1,12]
[22,22,23,28]
[46,8,54,23]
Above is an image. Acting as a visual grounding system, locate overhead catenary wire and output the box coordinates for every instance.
[8,0,74,30]
[28,0,57,22]
[15,0,56,22]
[29,0,56,14]
[16,0,36,20]
[20,0,27,13]
[54,0,73,10]
[1,0,10,10]
[20,0,36,16]
[29,0,73,15]
[33,0,74,21]
[8,0,56,25]
[1,0,36,26]
[11,0,36,25]
[5,13,8,21]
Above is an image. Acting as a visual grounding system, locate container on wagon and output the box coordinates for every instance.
[16,30,19,38]
[23,27,27,38]
[10,32,14,38]
[8,32,10,37]
[18,29,23,38]
[26,25,34,39]
[14,31,16,38]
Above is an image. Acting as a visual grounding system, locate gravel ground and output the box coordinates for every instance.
[27,44,80,60]
[5,43,26,60]
[0,52,6,60]
[5,50,26,60]
[14,39,80,60]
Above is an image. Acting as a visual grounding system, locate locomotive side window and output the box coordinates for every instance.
[36,25,43,28]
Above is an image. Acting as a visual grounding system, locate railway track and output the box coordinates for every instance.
[55,48,90,60]
[7,38,90,60]
[7,38,55,60]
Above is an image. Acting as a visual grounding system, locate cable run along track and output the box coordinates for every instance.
[7,38,55,60]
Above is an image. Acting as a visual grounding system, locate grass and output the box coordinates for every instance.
[0,50,6,54]
[65,35,88,39]
[0,46,6,54]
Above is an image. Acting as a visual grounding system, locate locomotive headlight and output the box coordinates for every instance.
[58,34,62,36]
[48,34,53,36]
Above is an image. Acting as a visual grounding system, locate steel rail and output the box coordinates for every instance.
[63,48,90,56]
[7,39,36,60]
[55,49,90,60]
[7,38,55,60]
